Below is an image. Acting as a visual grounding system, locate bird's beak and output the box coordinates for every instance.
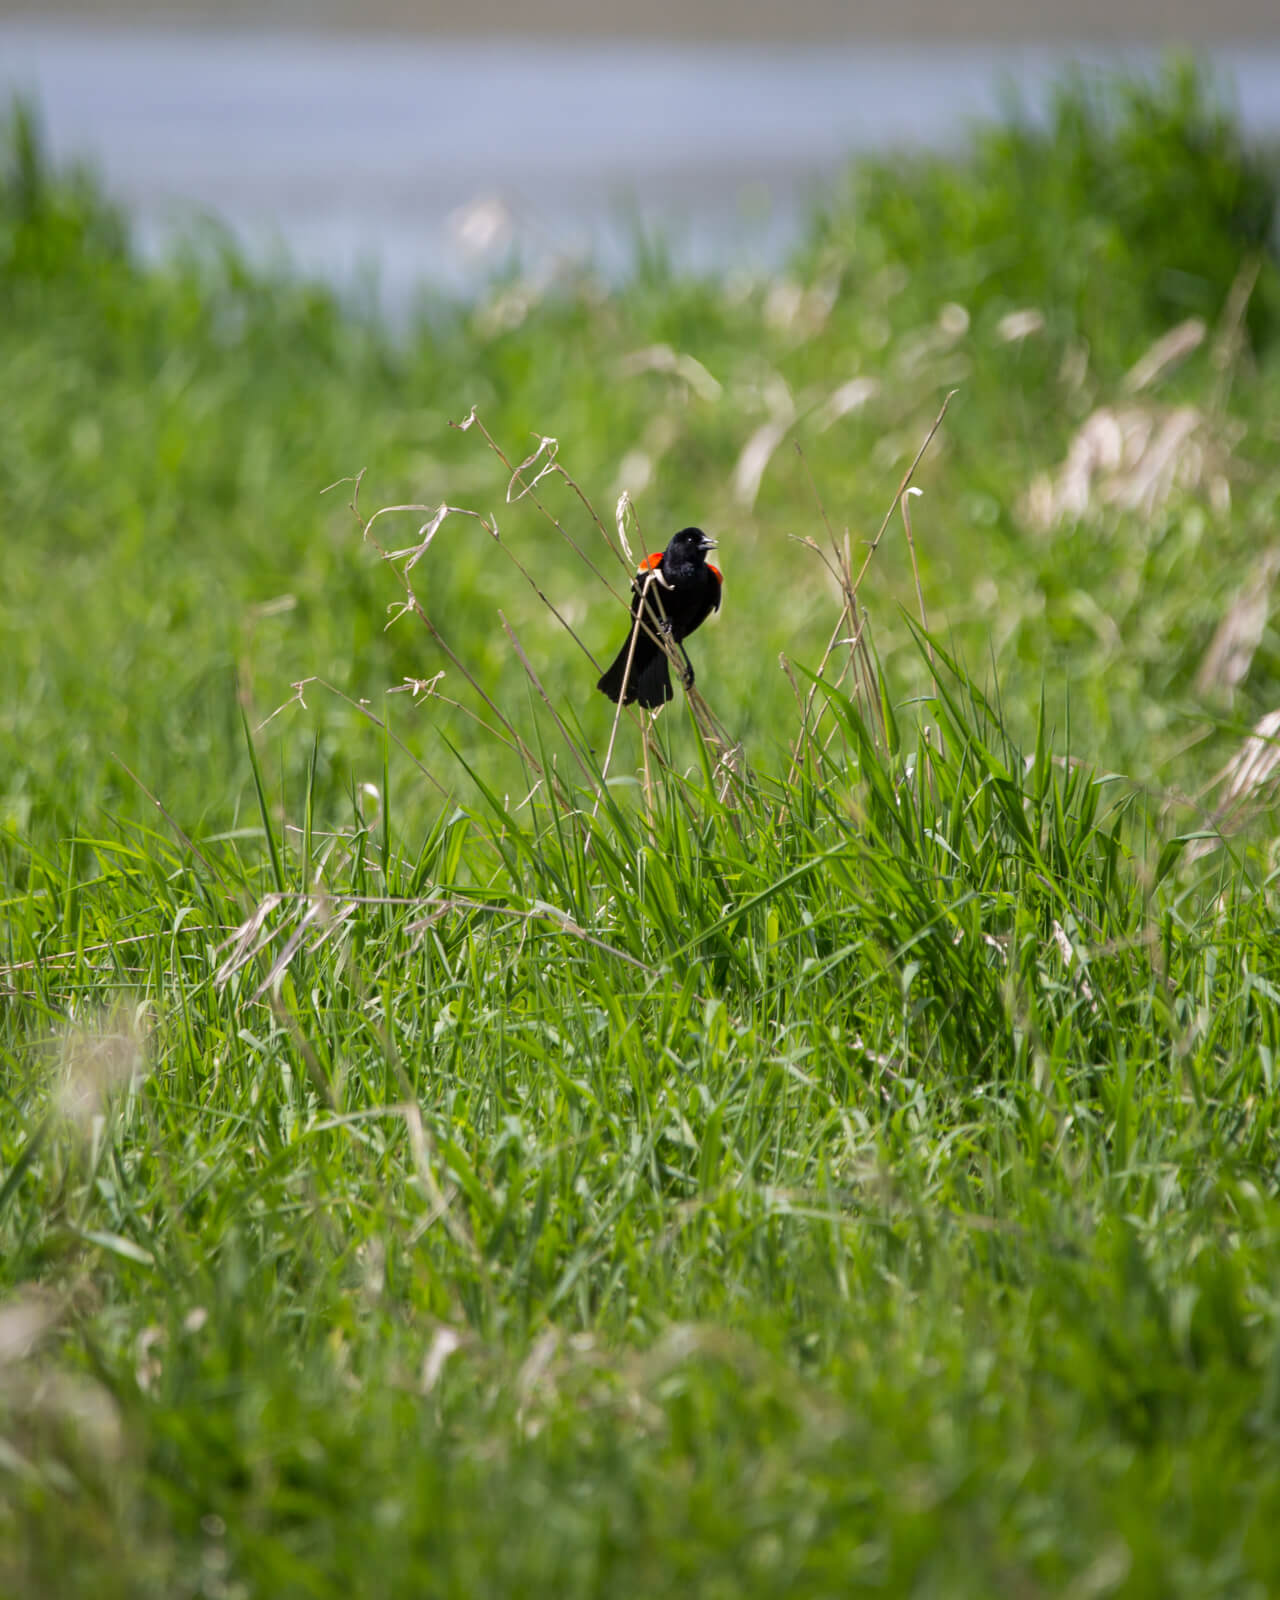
[700,535,718,551]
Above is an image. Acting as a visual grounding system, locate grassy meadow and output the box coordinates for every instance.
[4,63,1280,1595]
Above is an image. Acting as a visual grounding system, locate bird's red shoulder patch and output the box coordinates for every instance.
[709,564,722,585]
[639,551,665,572]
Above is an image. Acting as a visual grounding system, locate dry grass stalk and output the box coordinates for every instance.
[1051,919,1097,1010]
[1195,547,1280,702]
[763,271,840,341]
[1209,254,1262,414]
[214,889,358,999]
[996,308,1045,343]
[1123,318,1206,393]
[787,390,956,785]
[1216,709,1280,816]
[340,469,570,810]
[56,1002,151,1132]
[900,488,935,693]
[1024,402,1226,531]
[500,610,602,795]
[615,344,722,403]
[1186,707,1280,864]
[218,885,658,1008]
[815,376,879,432]
[900,485,945,784]
[456,407,625,590]
[288,670,448,772]
[0,1290,60,1367]
[733,413,794,512]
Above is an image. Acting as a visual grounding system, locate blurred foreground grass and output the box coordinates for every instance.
[4,64,1280,1597]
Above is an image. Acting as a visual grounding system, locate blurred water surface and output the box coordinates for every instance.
[3,23,1279,309]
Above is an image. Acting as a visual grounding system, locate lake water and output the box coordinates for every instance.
[3,23,1279,310]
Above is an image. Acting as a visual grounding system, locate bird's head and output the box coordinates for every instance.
[667,526,717,566]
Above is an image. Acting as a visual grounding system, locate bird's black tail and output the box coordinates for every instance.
[596,632,673,708]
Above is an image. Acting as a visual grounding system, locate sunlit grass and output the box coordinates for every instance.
[3,68,1280,1596]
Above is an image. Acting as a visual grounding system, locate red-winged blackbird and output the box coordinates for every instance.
[596,526,721,708]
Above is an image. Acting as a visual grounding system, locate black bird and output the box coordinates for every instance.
[596,526,721,709]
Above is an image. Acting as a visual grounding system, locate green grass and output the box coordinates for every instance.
[4,64,1280,1596]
